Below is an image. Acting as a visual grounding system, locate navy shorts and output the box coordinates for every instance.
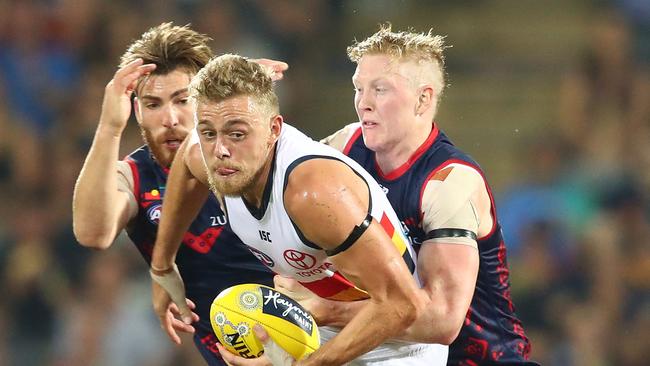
[193,322,227,366]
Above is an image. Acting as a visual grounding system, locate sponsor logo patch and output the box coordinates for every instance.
[283,250,316,270]
[261,287,314,335]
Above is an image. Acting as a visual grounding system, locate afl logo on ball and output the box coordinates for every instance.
[283,250,316,270]
[147,204,162,224]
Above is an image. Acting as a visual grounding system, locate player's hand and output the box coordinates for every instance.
[152,282,199,344]
[251,58,289,81]
[99,58,156,134]
[273,276,330,325]
[151,264,199,344]
[216,343,273,366]
[256,325,295,366]
[216,325,296,366]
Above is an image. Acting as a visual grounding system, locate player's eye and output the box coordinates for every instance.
[201,130,217,140]
[229,131,245,140]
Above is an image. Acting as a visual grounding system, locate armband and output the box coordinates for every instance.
[325,213,372,256]
[426,228,477,241]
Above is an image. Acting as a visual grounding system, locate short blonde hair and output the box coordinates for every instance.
[120,22,213,75]
[348,24,448,94]
[189,54,279,115]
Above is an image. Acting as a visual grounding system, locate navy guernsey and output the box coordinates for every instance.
[343,125,534,365]
[123,146,273,363]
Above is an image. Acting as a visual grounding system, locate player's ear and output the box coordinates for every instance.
[415,86,434,116]
[269,114,283,143]
[133,97,143,125]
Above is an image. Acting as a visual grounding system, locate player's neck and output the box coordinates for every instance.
[375,123,433,174]
[242,146,276,209]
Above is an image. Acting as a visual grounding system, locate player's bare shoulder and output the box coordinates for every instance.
[183,129,210,185]
[283,158,369,249]
[320,122,361,152]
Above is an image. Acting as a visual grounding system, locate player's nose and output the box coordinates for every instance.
[162,105,180,128]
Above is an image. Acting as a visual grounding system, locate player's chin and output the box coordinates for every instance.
[362,136,385,152]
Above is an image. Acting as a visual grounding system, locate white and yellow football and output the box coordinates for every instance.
[210,283,320,360]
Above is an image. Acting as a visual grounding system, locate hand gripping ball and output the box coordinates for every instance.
[210,283,320,360]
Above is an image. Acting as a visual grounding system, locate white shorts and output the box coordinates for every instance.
[320,326,448,366]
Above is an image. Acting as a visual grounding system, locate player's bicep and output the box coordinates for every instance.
[284,159,370,250]
[329,220,413,297]
[116,160,138,222]
[416,239,478,315]
[421,165,485,248]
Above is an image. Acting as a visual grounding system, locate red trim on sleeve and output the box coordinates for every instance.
[342,127,363,156]
[378,212,395,237]
[418,158,498,240]
[375,123,439,181]
[125,158,141,205]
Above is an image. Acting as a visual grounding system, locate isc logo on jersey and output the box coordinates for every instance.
[210,284,320,360]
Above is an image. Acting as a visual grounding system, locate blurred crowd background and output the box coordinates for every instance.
[0,0,648,365]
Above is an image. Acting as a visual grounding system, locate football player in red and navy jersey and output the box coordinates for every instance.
[72,23,286,365]
[309,24,537,365]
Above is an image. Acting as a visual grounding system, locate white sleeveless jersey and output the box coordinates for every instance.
[224,124,448,364]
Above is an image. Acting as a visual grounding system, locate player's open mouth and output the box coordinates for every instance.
[362,120,378,128]
[164,139,182,149]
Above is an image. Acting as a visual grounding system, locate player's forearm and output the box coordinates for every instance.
[151,141,209,269]
[301,296,422,366]
[398,242,478,344]
[397,296,464,344]
[314,298,364,328]
[72,126,125,248]
[316,290,463,345]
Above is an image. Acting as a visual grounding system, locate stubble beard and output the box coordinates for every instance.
[141,127,173,167]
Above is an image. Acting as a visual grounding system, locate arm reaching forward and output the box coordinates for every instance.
[149,135,210,340]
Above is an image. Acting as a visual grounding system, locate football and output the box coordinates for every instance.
[210,283,320,360]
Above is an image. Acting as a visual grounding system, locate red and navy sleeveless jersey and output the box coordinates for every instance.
[123,146,274,331]
[343,125,533,365]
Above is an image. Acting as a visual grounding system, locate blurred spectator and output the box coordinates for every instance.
[0,1,81,136]
[51,244,178,366]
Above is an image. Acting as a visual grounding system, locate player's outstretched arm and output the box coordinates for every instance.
[150,136,210,342]
[151,135,210,271]
[73,59,156,249]
[284,159,428,366]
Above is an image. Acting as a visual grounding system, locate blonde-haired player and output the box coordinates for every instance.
[310,24,536,365]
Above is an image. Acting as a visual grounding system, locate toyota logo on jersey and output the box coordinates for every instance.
[283,250,316,270]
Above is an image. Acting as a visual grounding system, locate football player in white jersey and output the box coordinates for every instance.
[150,55,448,365]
